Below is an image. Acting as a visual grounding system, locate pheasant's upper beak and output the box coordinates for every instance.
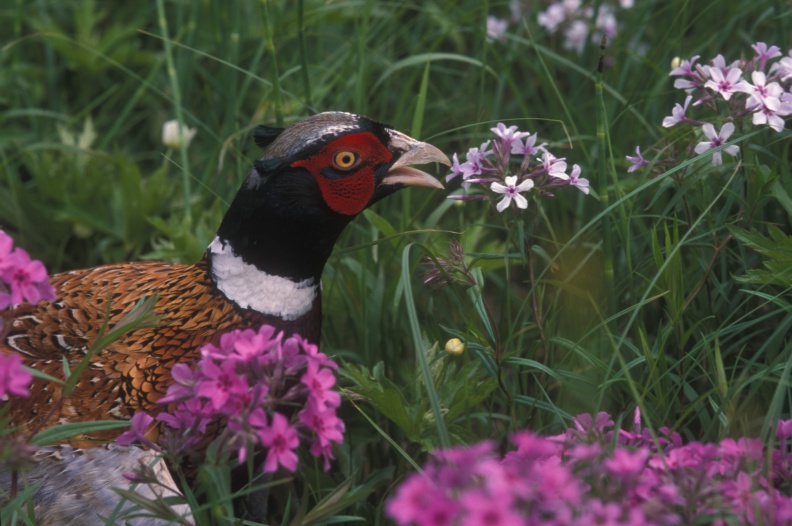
[382,131,450,190]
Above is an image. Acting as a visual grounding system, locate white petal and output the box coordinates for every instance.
[513,194,528,209]
[701,123,717,140]
[491,182,507,194]
[503,175,518,186]
[496,195,511,212]
[516,179,535,192]
[694,142,710,154]
[725,67,743,83]
[719,122,735,140]
[724,145,740,156]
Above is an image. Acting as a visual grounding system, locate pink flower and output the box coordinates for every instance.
[300,359,341,408]
[777,419,792,442]
[568,164,589,194]
[459,142,493,179]
[694,122,740,165]
[0,353,33,398]
[446,153,465,183]
[387,476,436,525]
[490,123,529,150]
[1,248,56,307]
[156,398,212,434]
[300,400,345,469]
[752,42,782,71]
[510,133,544,157]
[537,152,568,179]
[662,95,698,127]
[626,145,650,172]
[194,358,249,411]
[258,412,299,472]
[564,20,589,54]
[486,16,508,43]
[770,55,792,82]
[670,55,700,77]
[460,490,524,526]
[116,412,158,450]
[704,67,752,100]
[604,447,649,478]
[537,3,566,32]
[0,231,15,273]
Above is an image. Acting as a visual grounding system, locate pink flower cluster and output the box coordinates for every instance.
[446,123,589,213]
[536,0,633,54]
[0,230,54,399]
[117,325,344,472]
[628,43,792,171]
[387,411,792,526]
[0,230,56,310]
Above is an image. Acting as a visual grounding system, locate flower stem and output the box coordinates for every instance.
[596,35,615,315]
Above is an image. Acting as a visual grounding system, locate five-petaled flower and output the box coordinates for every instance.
[704,67,752,100]
[0,230,56,309]
[694,123,740,165]
[491,176,534,213]
[259,412,299,472]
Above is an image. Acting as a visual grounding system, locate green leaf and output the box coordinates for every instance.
[340,364,414,437]
[732,226,792,289]
[31,420,130,445]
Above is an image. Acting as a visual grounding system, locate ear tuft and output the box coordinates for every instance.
[254,158,286,176]
[254,125,286,149]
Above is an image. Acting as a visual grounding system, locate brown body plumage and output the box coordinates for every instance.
[5,256,320,446]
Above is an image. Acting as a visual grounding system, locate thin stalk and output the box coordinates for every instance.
[156,0,192,223]
[596,35,615,314]
[262,0,283,126]
[297,0,313,111]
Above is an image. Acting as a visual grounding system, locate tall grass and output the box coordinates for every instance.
[1,0,791,523]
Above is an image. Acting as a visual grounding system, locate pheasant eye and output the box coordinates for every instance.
[333,151,358,170]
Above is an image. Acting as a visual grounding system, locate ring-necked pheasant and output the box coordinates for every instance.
[0,111,448,525]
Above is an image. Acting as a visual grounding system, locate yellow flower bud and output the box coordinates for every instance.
[670,56,681,71]
[445,338,465,356]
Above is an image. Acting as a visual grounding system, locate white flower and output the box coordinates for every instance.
[703,68,752,101]
[490,175,534,212]
[162,120,197,148]
[694,123,739,166]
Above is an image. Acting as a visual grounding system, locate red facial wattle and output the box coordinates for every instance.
[290,132,394,216]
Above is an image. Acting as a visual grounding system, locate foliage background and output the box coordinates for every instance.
[1,0,791,523]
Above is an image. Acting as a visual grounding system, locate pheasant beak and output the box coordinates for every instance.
[382,131,450,190]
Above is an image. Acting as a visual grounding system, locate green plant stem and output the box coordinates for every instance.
[262,0,283,126]
[156,0,192,224]
[596,35,615,315]
[297,0,312,111]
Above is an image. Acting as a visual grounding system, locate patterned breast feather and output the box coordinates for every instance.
[2,258,321,446]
